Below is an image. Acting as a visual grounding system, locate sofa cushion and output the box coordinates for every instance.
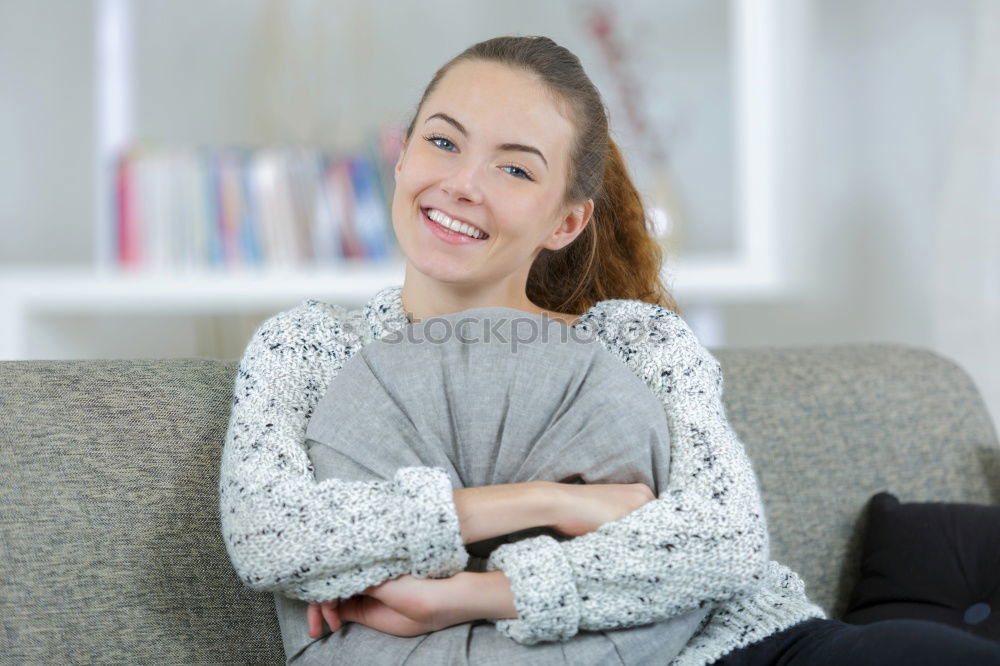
[843,491,1000,641]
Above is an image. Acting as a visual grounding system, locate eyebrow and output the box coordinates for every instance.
[425,112,548,169]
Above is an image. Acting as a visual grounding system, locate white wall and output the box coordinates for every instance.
[1,0,996,428]
[724,0,999,429]
[0,0,95,265]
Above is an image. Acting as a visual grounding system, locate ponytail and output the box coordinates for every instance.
[526,137,680,317]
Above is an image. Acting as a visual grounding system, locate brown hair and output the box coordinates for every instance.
[403,35,680,316]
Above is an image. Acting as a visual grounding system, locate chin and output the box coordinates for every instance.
[402,246,469,284]
[418,262,475,286]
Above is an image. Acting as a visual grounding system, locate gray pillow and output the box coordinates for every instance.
[277,307,710,665]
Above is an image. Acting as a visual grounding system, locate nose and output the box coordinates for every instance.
[439,161,484,205]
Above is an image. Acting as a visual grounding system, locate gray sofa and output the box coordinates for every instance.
[2,343,998,664]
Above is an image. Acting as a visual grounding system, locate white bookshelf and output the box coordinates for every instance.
[0,251,794,359]
[0,0,791,359]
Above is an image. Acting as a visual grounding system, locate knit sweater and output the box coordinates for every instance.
[218,284,827,666]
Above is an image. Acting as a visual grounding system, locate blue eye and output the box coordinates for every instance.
[424,134,534,181]
[426,135,457,151]
[501,165,533,181]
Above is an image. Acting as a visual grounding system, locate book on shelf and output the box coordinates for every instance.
[112,124,403,272]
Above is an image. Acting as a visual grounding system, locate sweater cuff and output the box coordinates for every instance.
[485,534,581,644]
[392,467,469,578]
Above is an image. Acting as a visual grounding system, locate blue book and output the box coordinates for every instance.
[203,149,224,268]
[348,155,391,260]
[238,149,264,267]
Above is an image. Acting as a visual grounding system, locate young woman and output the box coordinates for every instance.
[219,36,1000,665]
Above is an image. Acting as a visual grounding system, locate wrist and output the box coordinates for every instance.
[540,481,569,530]
[453,481,559,544]
[520,480,564,531]
[449,571,518,622]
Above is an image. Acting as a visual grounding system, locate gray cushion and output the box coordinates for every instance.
[278,307,711,664]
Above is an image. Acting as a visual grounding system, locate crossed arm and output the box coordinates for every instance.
[219,302,769,646]
[307,478,657,640]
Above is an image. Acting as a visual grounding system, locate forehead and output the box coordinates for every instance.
[422,61,575,159]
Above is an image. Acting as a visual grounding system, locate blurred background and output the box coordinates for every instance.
[0,0,997,427]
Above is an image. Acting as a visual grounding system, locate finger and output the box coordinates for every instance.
[321,599,341,633]
[307,603,321,639]
[344,597,425,636]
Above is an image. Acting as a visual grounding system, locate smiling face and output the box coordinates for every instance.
[391,59,592,296]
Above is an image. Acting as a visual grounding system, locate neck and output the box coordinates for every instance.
[399,264,555,325]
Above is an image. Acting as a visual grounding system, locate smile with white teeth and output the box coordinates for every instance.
[426,208,488,240]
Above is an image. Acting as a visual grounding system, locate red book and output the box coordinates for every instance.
[115,151,141,268]
[328,159,362,260]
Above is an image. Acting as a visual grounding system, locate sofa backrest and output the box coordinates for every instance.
[0,358,280,665]
[1,344,997,664]
[713,342,1000,618]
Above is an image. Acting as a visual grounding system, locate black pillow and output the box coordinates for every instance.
[843,491,1000,642]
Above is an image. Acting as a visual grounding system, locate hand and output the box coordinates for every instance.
[307,599,342,639]
[309,574,469,639]
[550,482,656,537]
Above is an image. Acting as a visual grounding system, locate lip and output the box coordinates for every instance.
[421,206,488,238]
[421,207,488,245]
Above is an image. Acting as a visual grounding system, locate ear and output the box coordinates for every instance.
[542,198,594,251]
[393,141,408,181]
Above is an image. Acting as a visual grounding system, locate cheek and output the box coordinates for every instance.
[506,196,550,229]
[396,154,439,193]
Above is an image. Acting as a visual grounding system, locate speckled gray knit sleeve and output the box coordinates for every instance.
[218,304,468,603]
[486,301,770,645]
